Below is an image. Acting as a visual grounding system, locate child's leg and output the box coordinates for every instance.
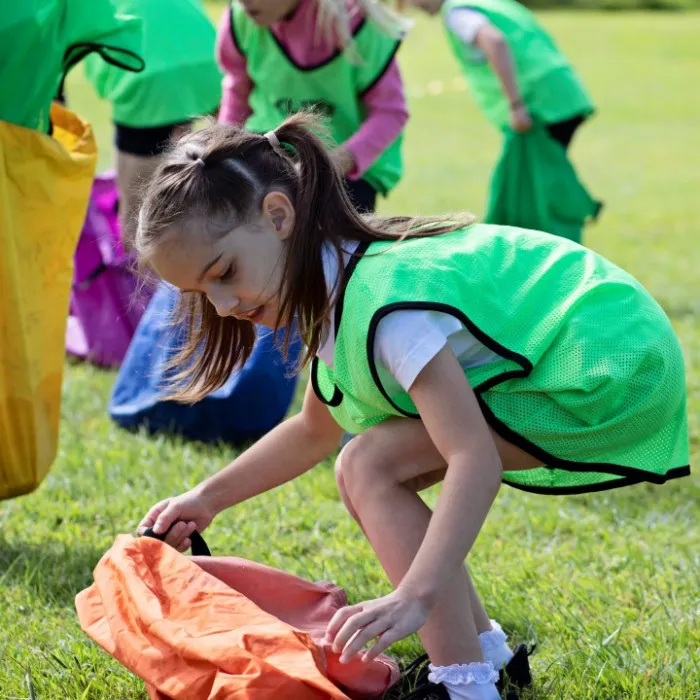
[335,417,540,666]
[114,122,189,245]
[337,464,492,638]
[337,459,490,661]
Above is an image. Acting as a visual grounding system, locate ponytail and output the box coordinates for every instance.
[271,114,367,364]
[136,112,475,402]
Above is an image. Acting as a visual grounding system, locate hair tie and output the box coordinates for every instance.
[264,131,286,157]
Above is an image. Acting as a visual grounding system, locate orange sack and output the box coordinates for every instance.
[76,535,399,699]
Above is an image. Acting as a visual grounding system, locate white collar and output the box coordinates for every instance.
[317,240,360,365]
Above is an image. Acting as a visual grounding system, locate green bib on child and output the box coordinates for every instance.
[84,0,221,128]
[441,0,594,128]
[0,0,143,133]
[312,225,689,494]
[230,1,403,195]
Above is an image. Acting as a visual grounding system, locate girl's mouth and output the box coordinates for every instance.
[237,305,265,323]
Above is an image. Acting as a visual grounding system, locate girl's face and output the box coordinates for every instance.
[149,192,295,328]
[239,0,301,26]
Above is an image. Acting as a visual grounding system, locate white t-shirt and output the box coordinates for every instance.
[445,7,489,44]
[316,241,500,394]
[445,8,488,61]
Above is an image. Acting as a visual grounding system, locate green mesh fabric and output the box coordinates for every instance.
[313,225,689,494]
[84,0,221,128]
[0,0,143,132]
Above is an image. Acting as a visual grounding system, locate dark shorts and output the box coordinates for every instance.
[114,122,189,157]
[54,84,187,155]
[545,114,587,151]
[344,178,378,214]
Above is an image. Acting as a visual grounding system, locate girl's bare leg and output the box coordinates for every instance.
[335,418,540,665]
[116,124,189,246]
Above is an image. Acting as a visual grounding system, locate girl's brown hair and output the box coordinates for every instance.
[135,112,475,402]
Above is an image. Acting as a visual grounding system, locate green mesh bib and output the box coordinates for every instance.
[1,0,143,133]
[312,225,689,494]
[230,2,403,195]
[84,0,221,128]
[441,0,594,128]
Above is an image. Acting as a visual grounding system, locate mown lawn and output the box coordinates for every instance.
[1,9,698,700]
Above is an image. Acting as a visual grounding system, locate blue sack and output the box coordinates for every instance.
[108,283,300,445]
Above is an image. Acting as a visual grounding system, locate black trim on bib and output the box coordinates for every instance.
[310,242,371,407]
[311,358,344,406]
[229,8,373,71]
[508,466,689,495]
[334,242,370,334]
[363,301,690,496]
[270,19,368,72]
[359,39,402,98]
[366,301,532,420]
[476,398,690,494]
[229,6,245,55]
[59,43,144,116]
[63,43,145,75]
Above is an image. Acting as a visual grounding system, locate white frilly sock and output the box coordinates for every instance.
[428,661,500,700]
[479,619,513,670]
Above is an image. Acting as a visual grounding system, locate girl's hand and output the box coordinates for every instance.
[510,103,533,133]
[137,489,215,552]
[324,588,429,663]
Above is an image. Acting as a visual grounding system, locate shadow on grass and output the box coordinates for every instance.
[0,535,105,607]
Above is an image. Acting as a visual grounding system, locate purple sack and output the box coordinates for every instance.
[66,171,152,367]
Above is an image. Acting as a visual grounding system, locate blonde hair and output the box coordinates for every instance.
[315,0,412,60]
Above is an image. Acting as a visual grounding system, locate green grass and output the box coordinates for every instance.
[2,9,700,700]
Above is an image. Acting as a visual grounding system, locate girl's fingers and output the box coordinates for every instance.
[332,609,378,654]
[183,521,198,547]
[363,627,404,661]
[339,619,390,663]
[153,501,184,535]
[177,538,192,553]
[137,500,169,533]
[164,520,189,547]
[325,605,361,644]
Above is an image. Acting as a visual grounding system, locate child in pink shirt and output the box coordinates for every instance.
[216,0,409,212]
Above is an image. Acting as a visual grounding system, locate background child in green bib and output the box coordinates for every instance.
[405,0,599,241]
[80,0,222,242]
[132,115,689,700]
[0,0,143,499]
[216,0,409,213]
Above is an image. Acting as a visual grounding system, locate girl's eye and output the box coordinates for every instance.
[218,265,234,282]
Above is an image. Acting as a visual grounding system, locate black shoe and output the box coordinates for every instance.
[496,644,535,699]
[398,645,534,700]
[399,679,450,700]
[396,654,449,700]
[402,653,430,688]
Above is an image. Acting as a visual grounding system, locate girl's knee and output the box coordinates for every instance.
[334,452,350,502]
[335,433,391,500]
[334,457,359,524]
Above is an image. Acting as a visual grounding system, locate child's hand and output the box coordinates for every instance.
[137,490,215,552]
[324,588,429,663]
[510,103,533,133]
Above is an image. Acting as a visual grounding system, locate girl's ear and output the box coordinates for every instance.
[261,191,295,240]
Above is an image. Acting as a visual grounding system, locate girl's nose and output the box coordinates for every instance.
[208,293,239,318]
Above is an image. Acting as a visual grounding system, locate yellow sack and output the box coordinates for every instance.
[0,104,97,500]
